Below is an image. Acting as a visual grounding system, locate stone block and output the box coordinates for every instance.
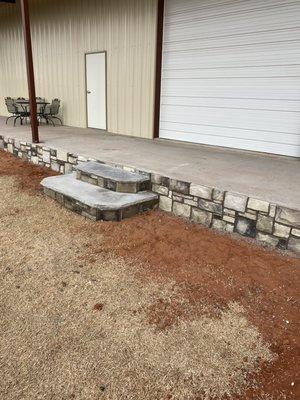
[169,179,190,195]
[212,219,234,233]
[7,143,14,154]
[152,183,169,196]
[56,149,68,162]
[273,223,291,239]
[256,215,274,234]
[184,199,198,207]
[256,233,279,247]
[50,149,57,157]
[50,161,60,172]
[235,217,256,238]
[269,204,277,218]
[151,173,170,187]
[190,184,212,200]
[191,208,212,227]
[68,155,78,164]
[248,198,269,213]
[173,202,191,219]
[42,150,50,164]
[291,228,300,238]
[159,196,172,212]
[31,156,39,165]
[198,199,222,215]
[64,163,73,174]
[213,189,224,202]
[224,208,236,217]
[223,215,235,223]
[275,206,300,229]
[224,192,248,212]
[238,211,257,221]
[288,237,300,253]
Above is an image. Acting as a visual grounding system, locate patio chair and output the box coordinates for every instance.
[14,98,30,125]
[42,98,62,126]
[4,97,19,124]
[36,97,46,122]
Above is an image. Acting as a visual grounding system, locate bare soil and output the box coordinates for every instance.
[0,150,299,400]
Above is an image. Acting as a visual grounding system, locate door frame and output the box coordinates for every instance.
[84,50,108,130]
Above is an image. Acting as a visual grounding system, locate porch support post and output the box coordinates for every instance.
[153,0,164,139]
[20,0,39,143]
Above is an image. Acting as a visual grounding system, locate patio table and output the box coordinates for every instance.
[14,99,49,125]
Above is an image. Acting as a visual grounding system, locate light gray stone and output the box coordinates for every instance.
[238,211,257,221]
[269,204,277,218]
[64,163,73,174]
[152,184,169,196]
[224,192,248,212]
[159,196,172,212]
[212,219,234,233]
[213,189,224,202]
[68,155,78,164]
[31,156,39,165]
[173,202,191,219]
[256,233,279,247]
[248,198,269,213]
[288,237,300,253]
[275,206,300,229]
[224,208,236,217]
[190,184,212,200]
[0,139,4,149]
[223,215,235,223]
[273,223,291,239]
[256,215,274,234]
[42,150,50,163]
[50,161,60,172]
[184,198,198,207]
[291,228,300,238]
[56,149,69,162]
[7,143,13,154]
[191,208,212,226]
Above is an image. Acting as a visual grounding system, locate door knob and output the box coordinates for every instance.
[87,90,91,94]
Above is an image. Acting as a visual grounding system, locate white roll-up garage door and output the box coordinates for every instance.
[159,0,300,157]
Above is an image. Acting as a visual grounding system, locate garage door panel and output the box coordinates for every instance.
[161,78,300,101]
[161,96,300,113]
[162,43,300,70]
[164,8,300,43]
[160,121,300,146]
[161,106,300,136]
[160,0,300,157]
[162,65,300,79]
[166,0,297,20]
[163,29,300,53]
[160,129,300,157]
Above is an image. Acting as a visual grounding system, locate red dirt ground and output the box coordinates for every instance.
[1,150,299,400]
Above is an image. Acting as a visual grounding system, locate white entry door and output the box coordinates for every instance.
[160,0,300,157]
[86,52,107,130]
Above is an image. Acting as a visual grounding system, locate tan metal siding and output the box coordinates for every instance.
[0,0,157,138]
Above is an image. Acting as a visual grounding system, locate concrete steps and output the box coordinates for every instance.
[76,161,150,193]
[41,165,158,221]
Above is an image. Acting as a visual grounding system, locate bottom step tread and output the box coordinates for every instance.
[41,173,158,220]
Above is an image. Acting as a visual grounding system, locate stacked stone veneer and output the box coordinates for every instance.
[1,135,299,254]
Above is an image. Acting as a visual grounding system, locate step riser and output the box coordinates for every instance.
[44,187,158,221]
[76,170,151,193]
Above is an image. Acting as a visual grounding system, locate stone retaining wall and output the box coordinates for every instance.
[1,135,299,254]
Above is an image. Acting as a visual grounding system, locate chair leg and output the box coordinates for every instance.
[52,116,63,125]
[48,117,55,127]
[6,115,15,124]
[13,116,20,126]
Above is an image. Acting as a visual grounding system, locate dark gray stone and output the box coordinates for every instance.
[169,179,190,195]
[235,217,256,238]
[198,199,222,215]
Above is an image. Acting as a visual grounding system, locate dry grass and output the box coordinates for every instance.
[0,177,276,399]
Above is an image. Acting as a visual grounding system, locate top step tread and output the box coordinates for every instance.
[77,161,149,183]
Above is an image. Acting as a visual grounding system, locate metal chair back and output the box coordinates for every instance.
[5,97,17,114]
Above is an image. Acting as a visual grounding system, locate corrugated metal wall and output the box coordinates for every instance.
[0,0,157,138]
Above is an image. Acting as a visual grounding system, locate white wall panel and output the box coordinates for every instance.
[160,0,300,156]
[0,0,157,138]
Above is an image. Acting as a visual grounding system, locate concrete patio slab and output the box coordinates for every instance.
[0,117,299,210]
